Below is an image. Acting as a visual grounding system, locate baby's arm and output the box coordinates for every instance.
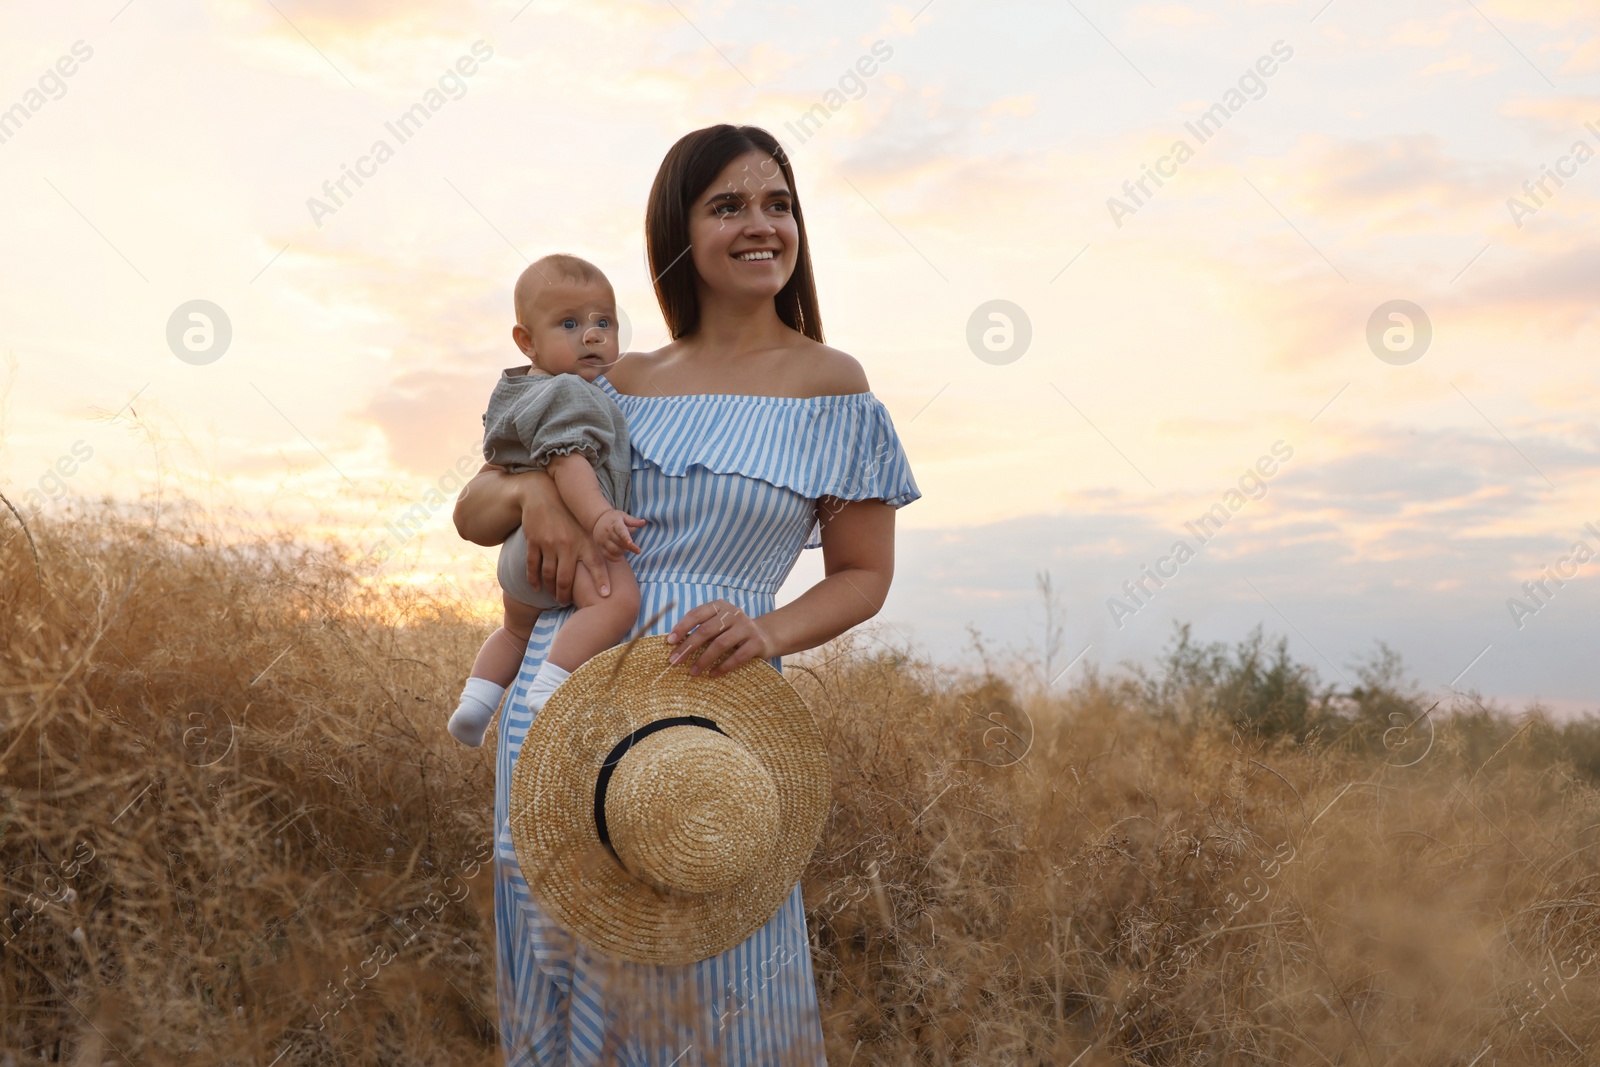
[547,453,644,560]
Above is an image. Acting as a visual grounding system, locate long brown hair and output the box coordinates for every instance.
[645,124,824,342]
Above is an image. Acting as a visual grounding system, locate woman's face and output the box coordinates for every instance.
[686,150,799,304]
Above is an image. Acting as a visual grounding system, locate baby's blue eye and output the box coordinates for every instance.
[561,317,578,329]
[596,317,611,329]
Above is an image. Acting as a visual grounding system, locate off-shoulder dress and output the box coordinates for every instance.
[492,379,920,1066]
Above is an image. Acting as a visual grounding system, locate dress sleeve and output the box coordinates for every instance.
[801,394,920,548]
[513,376,619,470]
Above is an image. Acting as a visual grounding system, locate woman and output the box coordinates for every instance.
[453,124,920,1065]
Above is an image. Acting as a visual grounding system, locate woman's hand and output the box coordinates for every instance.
[518,474,614,601]
[666,600,776,677]
[454,464,611,602]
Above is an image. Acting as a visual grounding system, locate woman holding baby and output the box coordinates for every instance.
[453,124,919,1065]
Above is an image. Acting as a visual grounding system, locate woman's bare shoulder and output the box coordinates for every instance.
[603,346,676,392]
[792,338,870,397]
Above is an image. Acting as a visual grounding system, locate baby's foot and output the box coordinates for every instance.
[449,678,506,747]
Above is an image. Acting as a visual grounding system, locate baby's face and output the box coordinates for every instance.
[519,280,619,380]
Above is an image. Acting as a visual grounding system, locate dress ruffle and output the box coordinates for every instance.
[597,383,922,513]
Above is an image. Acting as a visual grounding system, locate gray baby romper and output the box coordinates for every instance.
[481,368,631,608]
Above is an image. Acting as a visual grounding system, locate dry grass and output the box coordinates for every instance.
[3,500,1599,1065]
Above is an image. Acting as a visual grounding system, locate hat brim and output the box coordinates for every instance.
[509,636,830,965]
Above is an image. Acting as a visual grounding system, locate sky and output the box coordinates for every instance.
[2,0,1597,713]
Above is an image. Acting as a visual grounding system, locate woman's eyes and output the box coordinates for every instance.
[712,199,791,216]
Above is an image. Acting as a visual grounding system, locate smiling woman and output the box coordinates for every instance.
[645,126,824,345]
[454,122,920,1064]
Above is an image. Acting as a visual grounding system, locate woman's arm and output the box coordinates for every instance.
[451,463,528,546]
[666,497,894,677]
[452,463,614,601]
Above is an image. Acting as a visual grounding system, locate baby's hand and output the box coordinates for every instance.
[593,509,646,561]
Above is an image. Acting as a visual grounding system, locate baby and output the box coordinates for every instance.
[448,253,644,747]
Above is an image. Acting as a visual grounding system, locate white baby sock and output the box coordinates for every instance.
[448,677,506,748]
[527,661,572,712]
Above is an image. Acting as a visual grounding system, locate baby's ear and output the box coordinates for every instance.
[511,323,535,357]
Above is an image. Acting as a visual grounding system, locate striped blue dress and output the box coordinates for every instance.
[492,380,920,1066]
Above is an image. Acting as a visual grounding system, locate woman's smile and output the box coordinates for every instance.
[685,149,801,304]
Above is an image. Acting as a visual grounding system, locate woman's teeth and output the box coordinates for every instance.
[735,251,775,261]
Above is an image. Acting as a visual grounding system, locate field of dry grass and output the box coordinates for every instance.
[3,500,1600,1065]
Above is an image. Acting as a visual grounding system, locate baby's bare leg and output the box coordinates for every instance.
[449,595,541,748]
[469,595,542,687]
[544,562,641,673]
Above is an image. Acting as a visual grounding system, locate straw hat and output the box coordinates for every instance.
[509,635,830,965]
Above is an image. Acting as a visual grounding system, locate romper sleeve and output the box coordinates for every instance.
[801,393,920,548]
[513,376,620,470]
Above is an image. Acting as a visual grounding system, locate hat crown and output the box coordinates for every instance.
[605,725,780,896]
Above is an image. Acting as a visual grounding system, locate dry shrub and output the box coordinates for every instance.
[799,655,1600,1065]
[2,501,496,1064]
[3,500,1599,1065]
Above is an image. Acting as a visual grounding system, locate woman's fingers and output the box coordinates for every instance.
[583,549,613,597]
[544,527,600,603]
[706,638,760,678]
[668,627,707,659]
[560,543,592,601]
[525,545,545,592]
[516,471,607,607]
[666,603,718,647]
[544,556,569,604]
[705,609,769,677]
[667,604,726,662]
[668,622,719,666]
[689,626,747,677]
[672,602,757,675]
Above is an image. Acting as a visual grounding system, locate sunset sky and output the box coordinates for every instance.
[3,0,1597,711]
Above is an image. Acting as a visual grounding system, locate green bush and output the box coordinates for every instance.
[1132,621,1600,778]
